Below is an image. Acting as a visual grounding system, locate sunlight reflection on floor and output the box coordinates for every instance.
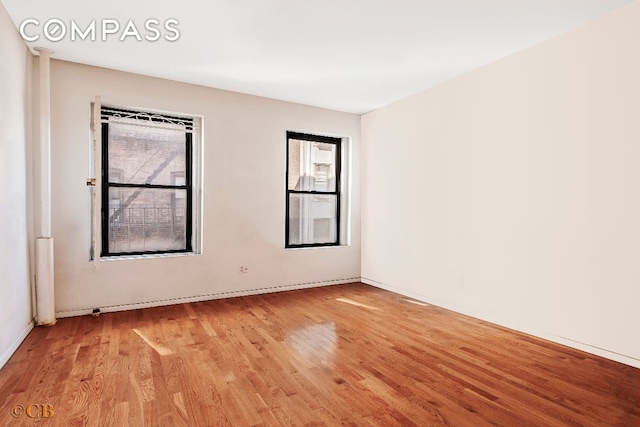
[133,328,173,356]
[286,322,337,360]
[335,297,381,311]
[402,298,429,306]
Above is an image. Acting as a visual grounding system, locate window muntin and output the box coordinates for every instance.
[101,107,194,256]
[286,132,341,248]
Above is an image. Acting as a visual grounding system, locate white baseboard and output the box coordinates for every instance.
[362,277,640,369]
[56,277,361,319]
[0,321,34,371]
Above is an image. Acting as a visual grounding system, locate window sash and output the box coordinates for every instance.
[285,132,341,248]
[101,113,193,257]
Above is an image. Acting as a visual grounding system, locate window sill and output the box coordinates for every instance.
[285,244,349,251]
[96,251,199,261]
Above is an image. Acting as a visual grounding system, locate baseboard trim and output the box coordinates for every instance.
[0,321,34,371]
[361,277,640,369]
[56,277,361,319]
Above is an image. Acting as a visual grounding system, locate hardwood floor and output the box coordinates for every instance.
[0,282,638,426]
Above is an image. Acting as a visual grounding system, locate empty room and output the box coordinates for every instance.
[1,0,639,425]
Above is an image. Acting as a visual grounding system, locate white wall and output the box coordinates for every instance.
[50,60,361,316]
[0,4,34,368]
[362,1,640,367]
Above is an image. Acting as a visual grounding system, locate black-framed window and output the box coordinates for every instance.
[101,107,193,256]
[286,131,341,248]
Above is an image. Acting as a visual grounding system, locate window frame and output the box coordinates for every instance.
[285,131,342,249]
[100,106,194,257]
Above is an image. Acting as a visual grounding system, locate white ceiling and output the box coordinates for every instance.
[1,0,633,114]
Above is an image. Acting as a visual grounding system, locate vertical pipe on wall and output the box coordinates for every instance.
[92,96,101,269]
[33,47,55,326]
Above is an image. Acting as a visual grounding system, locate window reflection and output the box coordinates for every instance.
[286,321,337,360]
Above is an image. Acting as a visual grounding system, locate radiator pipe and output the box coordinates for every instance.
[34,47,56,326]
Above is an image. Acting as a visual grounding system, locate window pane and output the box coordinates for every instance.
[288,194,337,245]
[108,123,186,186]
[288,139,337,192]
[108,187,187,253]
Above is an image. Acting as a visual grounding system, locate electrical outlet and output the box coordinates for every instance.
[240,266,249,274]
